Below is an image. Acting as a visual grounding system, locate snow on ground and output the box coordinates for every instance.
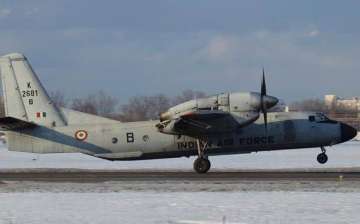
[0,141,359,170]
[0,192,360,224]
[1,142,360,223]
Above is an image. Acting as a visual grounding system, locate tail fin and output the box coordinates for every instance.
[0,53,66,127]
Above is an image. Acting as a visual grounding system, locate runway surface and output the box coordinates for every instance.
[1,168,360,182]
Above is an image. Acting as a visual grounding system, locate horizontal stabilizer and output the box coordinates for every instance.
[0,117,37,130]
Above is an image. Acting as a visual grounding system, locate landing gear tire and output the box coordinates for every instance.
[193,157,211,174]
[317,153,328,164]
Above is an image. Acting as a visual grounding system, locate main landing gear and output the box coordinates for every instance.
[193,139,211,174]
[317,146,328,164]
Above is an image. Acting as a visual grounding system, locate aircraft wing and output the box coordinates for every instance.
[0,117,37,130]
[166,110,240,137]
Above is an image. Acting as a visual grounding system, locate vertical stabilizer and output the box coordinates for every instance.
[0,53,66,127]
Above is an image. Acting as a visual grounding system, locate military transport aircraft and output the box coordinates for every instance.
[0,53,357,173]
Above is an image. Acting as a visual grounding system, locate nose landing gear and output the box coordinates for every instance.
[317,146,328,164]
[193,139,211,174]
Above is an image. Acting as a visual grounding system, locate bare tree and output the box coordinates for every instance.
[172,89,206,105]
[71,91,118,117]
[120,96,150,122]
[94,91,118,116]
[120,94,171,122]
[71,97,98,115]
[290,99,329,112]
[50,90,68,108]
[146,94,171,119]
[119,90,206,122]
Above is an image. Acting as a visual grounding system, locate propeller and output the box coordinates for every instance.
[260,69,268,131]
[259,68,278,132]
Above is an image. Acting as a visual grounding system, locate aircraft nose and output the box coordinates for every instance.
[263,95,279,109]
[340,123,357,143]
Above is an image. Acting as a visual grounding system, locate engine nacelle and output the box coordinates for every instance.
[160,92,278,122]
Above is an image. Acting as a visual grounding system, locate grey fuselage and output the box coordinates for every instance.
[5,111,354,160]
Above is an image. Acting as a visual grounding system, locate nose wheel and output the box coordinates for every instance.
[317,146,328,164]
[193,139,211,173]
[193,157,211,174]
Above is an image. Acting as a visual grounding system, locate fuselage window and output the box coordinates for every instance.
[112,137,118,144]
[308,115,315,122]
[143,135,149,142]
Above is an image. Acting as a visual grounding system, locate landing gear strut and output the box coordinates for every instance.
[317,146,328,164]
[193,139,211,174]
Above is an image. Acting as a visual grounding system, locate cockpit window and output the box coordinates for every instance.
[315,113,337,124]
[309,113,337,123]
[316,113,331,121]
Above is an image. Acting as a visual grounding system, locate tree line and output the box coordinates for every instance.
[0,93,358,121]
[37,90,205,122]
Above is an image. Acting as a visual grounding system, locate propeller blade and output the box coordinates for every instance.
[261,68,266,96]
[261,68,268,132]
[263,109,268,132]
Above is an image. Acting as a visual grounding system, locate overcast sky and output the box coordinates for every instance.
[0,0,359,103]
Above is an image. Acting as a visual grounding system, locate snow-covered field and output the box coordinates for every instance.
[0,141,359,170]
[0,192,360,224]
[1,142,360,224]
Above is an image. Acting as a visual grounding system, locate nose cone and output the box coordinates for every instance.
[340,123,357,143]
[263,95,279,109]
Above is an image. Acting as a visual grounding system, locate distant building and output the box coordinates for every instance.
[269,99,288,112]
[324,94,360,111]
